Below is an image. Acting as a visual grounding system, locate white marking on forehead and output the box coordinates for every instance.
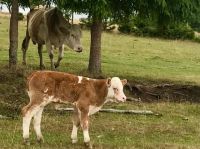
[86,78,90,80]
[78,76,83,83]
[111,77,123,88]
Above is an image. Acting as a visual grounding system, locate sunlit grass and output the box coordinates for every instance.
[1,103,200,148]
[1,16,200,84]
[1,15,200,148]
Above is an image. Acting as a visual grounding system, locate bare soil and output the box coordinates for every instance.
[127,82,200,102]
[1,67,200,118]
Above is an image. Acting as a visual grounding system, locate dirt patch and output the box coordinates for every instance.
[1,67,200,117]
[126,83,200,102]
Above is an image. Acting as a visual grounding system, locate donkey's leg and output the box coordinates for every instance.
[80,110,92,149]
[71,107,80,144]
[33,107,44,143]
[46,41,55,70]
[22,30,30,65]
[54,45,64,68]
[38,44,45,69]
[22,104,41,145]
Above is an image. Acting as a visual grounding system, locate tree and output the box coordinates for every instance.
[0,0,30,13]
[138,0,200,33]
[9,0,18,69]
[59,0,192,74]
[1,0,12,13]
[56,0,138,74]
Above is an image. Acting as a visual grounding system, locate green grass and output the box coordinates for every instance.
[1,103,200,149]
[1,15,200,148]
[1,16,200,84]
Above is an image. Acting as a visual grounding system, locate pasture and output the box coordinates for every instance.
[1,14,200,149]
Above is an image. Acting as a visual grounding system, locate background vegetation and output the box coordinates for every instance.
[0,13,200,148]
[1,0,200,148]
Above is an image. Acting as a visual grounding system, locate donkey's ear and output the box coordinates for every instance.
[107,78,111,87]
[121,79,127,86]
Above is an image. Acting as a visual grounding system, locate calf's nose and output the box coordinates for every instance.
[122,96,126,101]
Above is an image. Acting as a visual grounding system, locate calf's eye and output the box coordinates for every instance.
[113,88,118,92]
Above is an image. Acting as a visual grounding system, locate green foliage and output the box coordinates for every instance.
[160,23,194,40]
[189,7,200,32]
[117,9,195,40]
[56,0,137,22]
[1,16,200,84]
[80,17,115,31]
[0,0,30,10]
[118,24,132,33]
[119,21,195,40]
[79,18,91,29]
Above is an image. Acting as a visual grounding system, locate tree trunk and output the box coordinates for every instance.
[9,0,18,69]
[7,4,11,13]
[71,10,74,24]
[88,18,102,74]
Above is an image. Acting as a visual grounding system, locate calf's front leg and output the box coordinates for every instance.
[80,111,92,149]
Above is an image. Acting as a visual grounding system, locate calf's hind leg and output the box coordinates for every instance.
[33,107,44,143]
[80,111,92,149]
[22,103,41,145]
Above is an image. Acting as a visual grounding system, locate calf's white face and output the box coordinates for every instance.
[107,77,127,102]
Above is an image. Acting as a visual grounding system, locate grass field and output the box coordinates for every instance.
[1,16,200,84]
[1,15,200,149]
[1,102,200,149]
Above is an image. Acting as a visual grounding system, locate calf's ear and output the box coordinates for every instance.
[121,79,127,86]
[107,78,111,87]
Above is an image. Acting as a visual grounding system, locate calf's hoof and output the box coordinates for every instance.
[37,137,44,144]
[23,138,30,146]
[84,142,93,149]
[72,139,78,144]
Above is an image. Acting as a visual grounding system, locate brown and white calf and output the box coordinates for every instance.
[22,71,127,147]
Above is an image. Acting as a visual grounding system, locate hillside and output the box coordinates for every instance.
[1,16,200,85]
[1,15,200,149]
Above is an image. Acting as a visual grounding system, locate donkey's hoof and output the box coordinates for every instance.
[22,61,26,65]
[23,138,30,146]
[51,66,56,70]
[84,142,93,149]
[54,63,59,68]
[40,65,46,70]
